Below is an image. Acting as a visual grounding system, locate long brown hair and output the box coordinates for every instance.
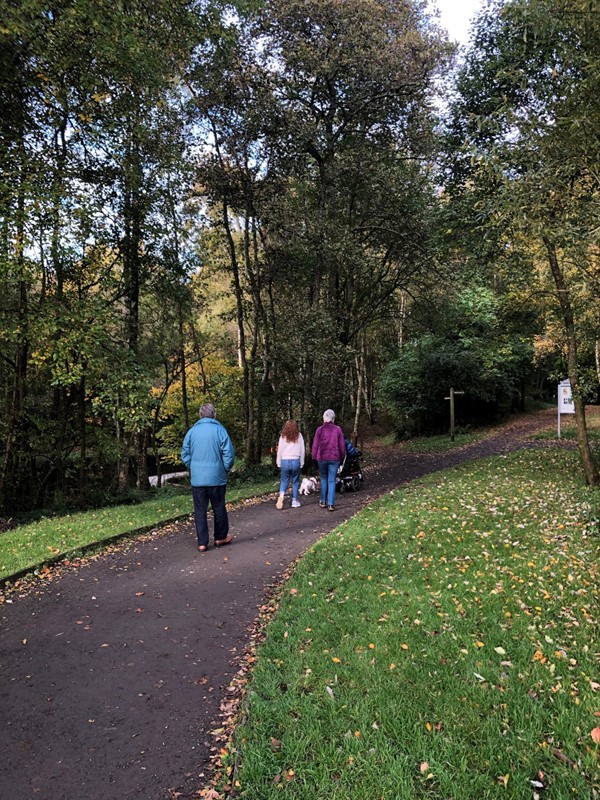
[281,419,300,443]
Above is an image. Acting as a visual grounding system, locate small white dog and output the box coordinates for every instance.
[299,476,318,496]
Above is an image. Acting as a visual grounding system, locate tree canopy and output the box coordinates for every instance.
[0,0,598,514]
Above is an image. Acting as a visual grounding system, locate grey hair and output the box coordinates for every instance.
[199,402,216,419]
[323,409,335,423]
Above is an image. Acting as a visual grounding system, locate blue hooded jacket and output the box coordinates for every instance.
[181,418,235,486]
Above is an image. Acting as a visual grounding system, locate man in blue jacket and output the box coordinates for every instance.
[181,403,235,551]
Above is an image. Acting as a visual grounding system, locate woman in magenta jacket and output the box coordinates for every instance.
[311,409,346,511]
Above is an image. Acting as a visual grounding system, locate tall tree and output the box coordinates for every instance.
[446,0,600,485]
[189,0,452,460]
[0,0,199,510]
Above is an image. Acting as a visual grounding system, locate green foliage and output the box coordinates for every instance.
[158,356,246,465]
[444,0,600,484]
[377,287,533,435]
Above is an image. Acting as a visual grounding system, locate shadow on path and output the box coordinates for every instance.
[0,410,563,799]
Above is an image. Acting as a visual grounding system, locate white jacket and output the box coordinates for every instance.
[276,434,305,467]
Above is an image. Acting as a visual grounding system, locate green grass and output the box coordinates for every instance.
[374,432,485,453]
[0,477,278,582]
[233,449,599,799]
[534,414,600,442]
[402,431,485,453]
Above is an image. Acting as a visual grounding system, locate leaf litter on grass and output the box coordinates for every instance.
[233,449,599,800]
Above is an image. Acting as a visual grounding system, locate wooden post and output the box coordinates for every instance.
[445,388,465,441]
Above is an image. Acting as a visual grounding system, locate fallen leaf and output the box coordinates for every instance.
[591,727,600,744]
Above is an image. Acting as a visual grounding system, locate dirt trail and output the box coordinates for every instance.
[0,409,564,799]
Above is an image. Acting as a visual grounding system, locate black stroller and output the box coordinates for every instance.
[336,438,363,493]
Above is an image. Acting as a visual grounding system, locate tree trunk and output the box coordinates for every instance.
[0,130,29,510]
[544,238,599,486]
[222,194,251,459]
[179,312,190,432]
[353,350,363,438]
[78,373,87,507]
[136,429,150,491]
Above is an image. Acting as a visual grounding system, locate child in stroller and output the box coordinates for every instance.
[336,436,363,492]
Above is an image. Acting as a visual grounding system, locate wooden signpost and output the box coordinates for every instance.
[445,387,465,441]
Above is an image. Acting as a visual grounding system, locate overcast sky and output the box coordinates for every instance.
[430,0,484,46]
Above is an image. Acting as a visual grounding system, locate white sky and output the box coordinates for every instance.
[430,0,485,46]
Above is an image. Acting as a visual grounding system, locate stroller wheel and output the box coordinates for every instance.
[351,475,361,492]
[338,480,345,493]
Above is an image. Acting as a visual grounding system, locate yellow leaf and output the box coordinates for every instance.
[475,641,485,648]
[332,657,341,663]
[426,722,432,732]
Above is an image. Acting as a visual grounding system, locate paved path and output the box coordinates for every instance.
[0,410,562,799]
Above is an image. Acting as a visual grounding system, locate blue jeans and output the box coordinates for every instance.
[279,459,301,500]
[318,461,339,506]
[192,485,229,547]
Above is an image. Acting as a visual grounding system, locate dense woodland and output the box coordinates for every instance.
[1,0,599,514]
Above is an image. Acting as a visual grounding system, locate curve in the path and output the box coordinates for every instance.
[0,410,559,800]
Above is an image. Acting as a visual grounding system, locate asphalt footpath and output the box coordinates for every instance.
[0,410,557,800]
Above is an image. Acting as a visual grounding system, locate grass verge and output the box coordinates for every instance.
[0,478,277,583]
[232,448,599,799]
[534,413,600,442]
[402,431,485,453]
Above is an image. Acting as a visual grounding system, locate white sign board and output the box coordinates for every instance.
[557,379,574,438]
[558,380,574,413]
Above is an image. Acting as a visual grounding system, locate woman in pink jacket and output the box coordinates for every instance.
[311,409,346,511]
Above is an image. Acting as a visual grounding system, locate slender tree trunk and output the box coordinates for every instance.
[222,194,251,458]
[136,430,150,490]
[353,348,364,437]
[117,123,143,491]
[179,315,190,432]
[0,129,29,510]
[544,238,599,486]
[78,373,87,507]
[243,202,258,463]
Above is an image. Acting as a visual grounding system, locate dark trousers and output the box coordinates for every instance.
[192,485,229,547]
